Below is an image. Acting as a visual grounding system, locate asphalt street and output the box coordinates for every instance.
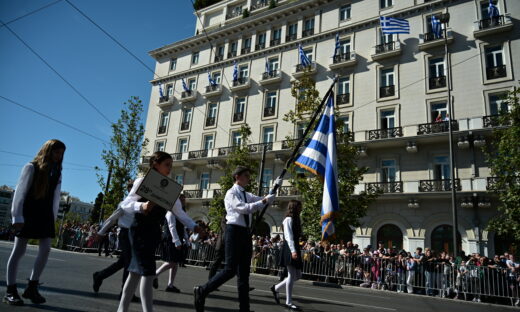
[0,241,515,312]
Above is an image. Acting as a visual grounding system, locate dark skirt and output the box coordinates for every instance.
[159,234,185,263]
[278,241,303,270]
[17,197,56,239]
[128,224,162,276]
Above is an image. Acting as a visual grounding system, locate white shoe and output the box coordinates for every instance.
[476,298,481,303]
[286,304,301,311]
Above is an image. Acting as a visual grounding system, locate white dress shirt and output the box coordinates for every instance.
[282,217,296,253]
[165,211,182,247]
[11,163,61,223]
[120,177,197,231]
[224,183,264,227]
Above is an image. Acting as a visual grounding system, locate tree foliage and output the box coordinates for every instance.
[96,96,148,221]
[208,125,259,233]
[284,71,379,241]
[89,192,104,224]
[485,88,520,241]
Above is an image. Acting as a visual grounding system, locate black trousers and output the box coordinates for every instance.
[208,246,225,280]
[203,225,252,312]
[96,228,131,289]
[98,235,110,256]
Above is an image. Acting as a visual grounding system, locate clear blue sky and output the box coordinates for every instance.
[0,0,196,203]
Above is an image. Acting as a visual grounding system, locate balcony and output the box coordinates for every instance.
[336,93,350,105]
[486,65,507,80]
[429,76,447,89]
[184,189,203,198]
[302,28,314,37]
[281,138,310,149]
[379,85,395,98]
[292,62,317,79]
[241,47,251,54]
[286,34,297,42]
[419,179,461,192]
[158,125,167,135]
[486,177,498,190]
[227,51,237,58]
[255,43,265,50]
[248,142,273,153]
[188,149,208,159]
[371,41,402,61]
[180,121,190,131]
[259,70,282,85]
[157,96,173,108]
[263,106,276,117]
[483,114,510,128]
[473,14,513,38]
[250,0,269,11]
[329,51,357,70]
[213,189,223,197]
[218,146,238,156]
[232,112,244,123]
[366,182,403,194]
[205,117,216,127]
[203,84,222,98]
[179,90,197,103]
[278,186,299,197]
[418,29,454,51]
[229,77,250,92]
[214,55,224,62]
[367,127,403,140]
[226,9,242,20]
[141,152,181,166]
[417,120,458,135]
[338,132,355,143]
[270,38,281,47]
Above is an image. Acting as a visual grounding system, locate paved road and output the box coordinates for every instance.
[0,241,514,311]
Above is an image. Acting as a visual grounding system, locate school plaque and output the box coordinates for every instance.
[136,169,183,210]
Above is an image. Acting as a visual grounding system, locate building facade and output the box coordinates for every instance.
[0,186,14,227]
[141,0,519,256]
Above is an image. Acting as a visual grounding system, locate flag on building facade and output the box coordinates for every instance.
[431,15,442,39]
[332,33,341,58]
[380,16,410,34]
[208,72,217,86]
[181,78,189,92]
[158,84,164,97]
[232,61,238,81]
[488,0,500,17]
[298,44,311,67]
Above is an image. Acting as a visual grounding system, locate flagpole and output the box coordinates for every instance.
[251,76,338,234]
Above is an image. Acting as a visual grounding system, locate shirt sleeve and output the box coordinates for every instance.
[120,177,144,213]
[225,190,264,214]
[283,217,296,253]
[166,211,181,247]
[52,175,62,221]
[98,207,123,235]
[171,199,196,230]
[11,163,35,223]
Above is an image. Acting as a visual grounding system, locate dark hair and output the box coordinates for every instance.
[232,166,251,181]
[149,151,172,168]
[286,200,302,218]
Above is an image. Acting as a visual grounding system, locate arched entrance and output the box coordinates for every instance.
[376,224,403,250]
[431,224,461,254]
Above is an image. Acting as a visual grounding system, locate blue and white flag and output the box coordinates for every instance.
[298,44,311,67]
[380,16,410,34]
[294,92,339,240]
[158,84,164,97]
[208,72,217,86]
[232,61,238,81]
[431,15,442,39]
[265,57,270,73]
[181,78,189,92]
[488,0,499,17]
[332,33,340,58]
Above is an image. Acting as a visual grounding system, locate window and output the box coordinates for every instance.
[181,108,192,130]
[380,109,396,129]
[381,160,397,182]
[212,72,221,84]
[233,97,245,122]
[304,48,313,62]
[263,126,275,143]
[264,92,277,117]
[166,85,173,97]
[429,57,446,89]
[340,38,351,55]
[296,122,308,139]
[242,37,252,50]
[480,0,499,20]
[203,134,214,150]
[169,58,177,71]
[208,103,218,118]
[239,65,249,78]
[158,112,169,134]
[338,77,350,95]
[433,156,450,179]
[272,28,281,41]
[340,4,351,21]
[174,174,184,185]
[485,45,506,80]
[178,138,188,153]
[262,168,273,188]
[230,41,238,56]
[380,68,394,87]
[268,57,279,72]
[489,93,509,115]
[217,45,225,57]
[192,52,199,65]
[188,78,196,91]
[155,140,165,152]
[200,173,210,190]
[431,102,448,121]
[379,29,394,44]
[287,23,298,41]
[232,131,242,146]
[340,116,350,133]
[380,0,393,9]
[304,18,315,31]
[257,32,266,48]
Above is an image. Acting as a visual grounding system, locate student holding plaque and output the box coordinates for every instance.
[117,151,202,312]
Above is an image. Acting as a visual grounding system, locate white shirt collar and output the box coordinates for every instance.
[234,183,245,192]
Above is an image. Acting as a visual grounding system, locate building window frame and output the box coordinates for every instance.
[479,41,512,84]
[177,137,189,154]
[169,58,177,71]
[339,4,352,21]
[232,96,247,125]
[157,111,169,136]
[377,64,399,101]
[261,123,277,144]
[154,140,166,152]
[191,51,200,65]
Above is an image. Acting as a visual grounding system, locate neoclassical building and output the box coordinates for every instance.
[141,0,519,256]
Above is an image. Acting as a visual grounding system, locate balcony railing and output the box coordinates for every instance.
[233,112,244,122]
[263,106,276,117]
[295,62,316,73]
[375,41,397,54]
[270,38,281,46]
[281,138,310,149]
[379,85,395,98]
[218,146,238,156]
[241,47,251,54]
[302,28,314,37]
[486,177,498,190]
[159,96,170,103]
[338,132,355,143]
[205,117,216,127]
[429,76,446,89]
[250,0,269,11]
[171,153,182,161]
[141,152,181,165]
[336,93,350,105]
[180,121,190,131]
[184,189,203,198]
[278,186,299,197]
[255,43,265,50]
[227,51,237,58]
[248,142,273,153]
[286,34,297,42]
[188,149,208,159]
[423,31,445,42]
[417,120,458,135]
[214,55,224,62]
[367,127,403,140]
[213,189,222,197]
[158,125,167,134]
[262,70,280,80]
[205,85,220,93]
[419,179,461,192]
[483,114,510,128]
[366,181,403,193]
[232,77,249,87]
[226,9,242,20]
[486,65,507,80]
[333,53,352,64]
[181,91,193,99]
[478,15,506,30]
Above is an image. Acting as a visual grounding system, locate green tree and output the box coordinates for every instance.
[89,192,104,224]
[96,96,148,220]
[284,71,379,241]
[208,125,259,233]
[485,88,520,241]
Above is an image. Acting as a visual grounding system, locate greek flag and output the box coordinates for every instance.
[181,78,189,92]
[332,33,340,58]
[158,84,164,97]
[294,92,339,239]
[380,16,410,34]
[232,61,238,81]
[298,44,311,67]
[208,72,217,86]
[488,0,499,17]
[431,15,442,39]
[265,57,270,73]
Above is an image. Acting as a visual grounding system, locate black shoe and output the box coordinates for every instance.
[93,272,102,293]
[22,280,45,304]
[153,278,158,289]
[131,295,140,303]
[3,285,24,306]
[193,286,205,312]
[165,285,180,293]
[270,285,280,305]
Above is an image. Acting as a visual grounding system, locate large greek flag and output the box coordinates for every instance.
[158,84,164,97]
[380,16,410,34]
[294,92,339,239]
[298,44,311,67]
[488,0,499,17]
[232,61,238,81]
[431,15,442,39]
[332,33,340,58]
[181,78,189,92]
